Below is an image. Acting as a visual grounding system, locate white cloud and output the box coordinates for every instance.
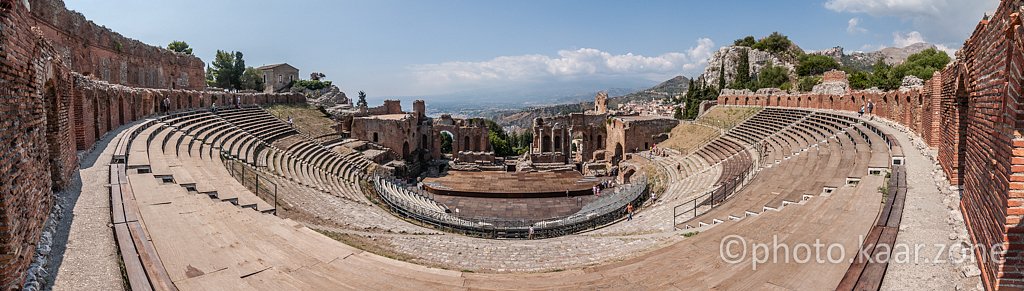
[892,31,925,47]
[847,18,867,33]
[891,31,958,57]
[410,38,715,91]
[825,0,997,44]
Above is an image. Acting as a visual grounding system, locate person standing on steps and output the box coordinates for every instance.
[626,203,634,221]
[287,116,294,128]
[858,104,865,118]
[867,99,875,120]
[162,96,171,113]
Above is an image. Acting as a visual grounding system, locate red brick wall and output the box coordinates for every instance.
[0,1,306,288]
[27,0,205,90]
[70,75,304,152]
[0,1,59,289]
[717,4,1024,288]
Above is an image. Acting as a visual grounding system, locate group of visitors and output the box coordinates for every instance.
[858,99,876,120]
[592,179,616,197]
[647,143,671,158]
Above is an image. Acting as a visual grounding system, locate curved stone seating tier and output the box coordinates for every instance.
[102,105,903,289]
[678,110,893,229]
[155,108,375,207]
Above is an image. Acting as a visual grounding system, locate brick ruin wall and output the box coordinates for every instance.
[604,117,678,157]
[716,1,1024,288]
[0,1,302,288]
[27,0,205,90]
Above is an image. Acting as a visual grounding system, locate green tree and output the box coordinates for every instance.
[756,62,789,89]
[796,54,840,76]
[897,48,950,80]
[204,67,215,87]
[869,60,902,90]
[440,132,453,154]
[734,36,756,47]
[357,91,368,107]
[717,61,726,90]
[231,52,246,89]
[167,40,192,55]
[208,50,249,90]
[240,67,264,91]
[673,106,684,120]
[751,32,793,54]
[730,48,750,89]
[210,50,236,89]
[798,76,821,92]
[846,70,871,90]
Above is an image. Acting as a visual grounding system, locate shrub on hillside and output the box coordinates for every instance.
[796,55,840,76]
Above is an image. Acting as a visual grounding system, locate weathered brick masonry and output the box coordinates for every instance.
[717,1,1024,288]
[0,0,303,289]
[27,0,205,90]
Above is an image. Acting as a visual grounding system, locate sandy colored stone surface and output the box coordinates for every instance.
[49,125,128,291]
[874,119,981,291]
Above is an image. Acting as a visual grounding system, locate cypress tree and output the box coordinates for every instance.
[718,60,726,90]
[733,48,750,89]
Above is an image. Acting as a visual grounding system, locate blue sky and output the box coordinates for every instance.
[66,0,997,99]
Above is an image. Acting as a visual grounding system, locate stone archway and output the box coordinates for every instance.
[402,141,410,159]
[614,142,624,162]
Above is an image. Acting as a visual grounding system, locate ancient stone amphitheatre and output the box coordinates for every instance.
[3,0,1024,290]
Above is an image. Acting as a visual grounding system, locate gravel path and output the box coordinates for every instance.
[48,126,127,291]
[871,119,982,291]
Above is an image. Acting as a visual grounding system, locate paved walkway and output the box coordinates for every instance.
[49,125,131,291]
[870,119,981,290]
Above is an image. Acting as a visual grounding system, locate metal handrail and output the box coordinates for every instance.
[374,174,648,239]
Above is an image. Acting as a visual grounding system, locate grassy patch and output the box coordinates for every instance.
[682,231,699,238]
[700,106,762,130]
[659,124,719,154]
[659,107,761,154]
[264,104,338,138]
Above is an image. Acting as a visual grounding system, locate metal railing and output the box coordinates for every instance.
[671,158,756,229]
[373,174,648,239]
[222,147,279,215]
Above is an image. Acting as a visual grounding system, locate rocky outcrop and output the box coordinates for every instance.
[701,46,795,89]
[810,46,844,62]
[900,75,925,91]
[298,85,353,116]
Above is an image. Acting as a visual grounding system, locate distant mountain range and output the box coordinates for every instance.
[371,78,653,116]
[479,75,690,129]
[369,36,943,129]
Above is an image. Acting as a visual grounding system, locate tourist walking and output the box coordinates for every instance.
[287,116,294,128]
[626,203,634,221]
[235,96,242,108]
[528,226,535,240]
[858,105,865,117]
[866,99,875,120]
